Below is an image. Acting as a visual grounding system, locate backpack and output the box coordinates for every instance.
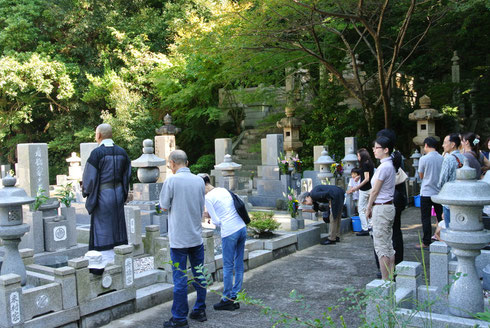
[226,189,251,225]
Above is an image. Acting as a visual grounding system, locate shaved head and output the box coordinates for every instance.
[96,124,113,139]
[169,150,188,165]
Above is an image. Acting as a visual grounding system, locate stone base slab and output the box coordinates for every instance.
[135,283,173,312]
[248,250,273,270]
[24,306,79,328]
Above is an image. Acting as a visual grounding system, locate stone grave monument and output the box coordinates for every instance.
[155,114,180,183]
[249,134,284,207]
[210,138,232,187]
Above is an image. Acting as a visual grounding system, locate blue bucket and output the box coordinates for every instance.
[414,195,421,208]
[351,216,362,232]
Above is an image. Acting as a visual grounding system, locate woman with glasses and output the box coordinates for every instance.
[365,136,402,280]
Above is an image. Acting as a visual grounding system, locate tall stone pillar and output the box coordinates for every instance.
[155,114,181,183]
[16,143,49,198]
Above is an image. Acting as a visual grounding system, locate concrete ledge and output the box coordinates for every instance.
[80,301,134,328]
[135,283,173,312]
[396,308,488,328]
[134,269,165,289]
[245,240,264,252]
[248,250,273,270]
[79,288,136,316]
[290,226,321,250]
[24,306,80,328]
[263,233,297,250]
[272,244,296,260]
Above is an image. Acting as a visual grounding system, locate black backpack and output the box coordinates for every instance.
[226,189,251,225]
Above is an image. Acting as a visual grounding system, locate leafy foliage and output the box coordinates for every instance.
[248,211,281,237]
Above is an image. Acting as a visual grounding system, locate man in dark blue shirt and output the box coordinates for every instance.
[299,185,345,245]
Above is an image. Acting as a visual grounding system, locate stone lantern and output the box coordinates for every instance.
[408,95,442,152]
[66,152,82,181]
[432,160,490,318]
[410,149,422,181]
[276,107,304,160]
[0,174,35,286]
[342,152,358,177]
[132,139,166,183]
[314,149,335,185]
[214,154,241,191]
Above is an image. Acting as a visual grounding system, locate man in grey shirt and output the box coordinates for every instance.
[159,150,206,328]
[417,137,443,248]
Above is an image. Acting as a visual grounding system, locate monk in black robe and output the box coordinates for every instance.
[82,124,131,251]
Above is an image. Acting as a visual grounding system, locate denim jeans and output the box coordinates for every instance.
[221,227,247,300]
[170,244,207,321]
[443,206,450,229]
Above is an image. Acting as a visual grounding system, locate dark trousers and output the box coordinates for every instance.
[420,196,443,246]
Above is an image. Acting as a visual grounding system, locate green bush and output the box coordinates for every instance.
[189,154,215,175]
[248,211,281,237]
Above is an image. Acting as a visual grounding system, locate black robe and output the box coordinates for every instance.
[82,143,131,251]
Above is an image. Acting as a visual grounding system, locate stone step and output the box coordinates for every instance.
[135,283,174,312]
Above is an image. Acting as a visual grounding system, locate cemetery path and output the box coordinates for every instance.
[102,206,430,328]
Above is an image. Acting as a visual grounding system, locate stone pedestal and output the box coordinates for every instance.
[0,224,30,285]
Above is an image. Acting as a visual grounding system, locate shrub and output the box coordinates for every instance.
[189,154,215,174]
[248,211,281,237]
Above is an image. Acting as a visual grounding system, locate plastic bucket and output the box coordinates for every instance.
[414,195,421,208]
[351,216,362,232]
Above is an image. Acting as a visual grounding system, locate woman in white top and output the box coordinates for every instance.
[366,135,401,280]
[200,175,246,311]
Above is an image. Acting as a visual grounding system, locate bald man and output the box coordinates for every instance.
[82,124,131,265]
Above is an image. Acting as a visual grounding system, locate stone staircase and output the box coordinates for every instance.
[232,128,266,189]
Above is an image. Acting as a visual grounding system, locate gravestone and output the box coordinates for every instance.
[16,143,49,198]
[250,134,285,207]
[155,114,180,183]
[80,143,98,178]
[211,138,232,187]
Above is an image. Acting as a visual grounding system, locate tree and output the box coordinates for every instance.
[232,0,447,132]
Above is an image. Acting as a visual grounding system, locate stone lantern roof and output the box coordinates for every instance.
[410,149,421,161]
[276,116,304,129]
[155,114,181,136]
[314,149,335,166]
[66,152,81,164]
[0,174,35,207]
[408,95,442,121]
[131,139,166,168]
[215,154,242,171]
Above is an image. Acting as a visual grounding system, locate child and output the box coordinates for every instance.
[347,168,361,212]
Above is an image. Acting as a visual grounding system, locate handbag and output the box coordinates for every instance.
[227,189,250,225]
